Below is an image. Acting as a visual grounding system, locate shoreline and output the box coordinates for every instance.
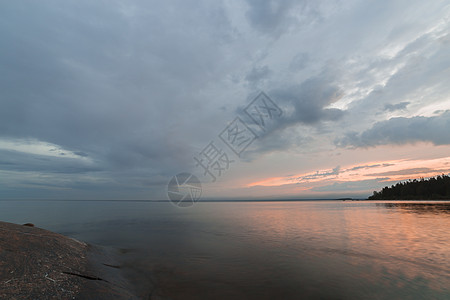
[0,221,160,299]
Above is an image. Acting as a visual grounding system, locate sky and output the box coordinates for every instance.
[0,0,449,200]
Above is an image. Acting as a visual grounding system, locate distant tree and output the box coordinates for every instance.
[368,174,450,200]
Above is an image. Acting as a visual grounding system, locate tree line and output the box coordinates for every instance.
[368,174,450,200]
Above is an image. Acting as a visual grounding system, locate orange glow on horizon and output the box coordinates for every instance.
[246,156,450,189]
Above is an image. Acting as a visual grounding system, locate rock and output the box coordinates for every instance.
[0,221,143,299]
[22,223,35,227]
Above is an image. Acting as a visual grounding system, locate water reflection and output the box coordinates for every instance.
[117,201,450,299]
[1,201,450,299]
[377,201,450,214]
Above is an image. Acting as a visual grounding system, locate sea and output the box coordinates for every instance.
[1,200,449,300]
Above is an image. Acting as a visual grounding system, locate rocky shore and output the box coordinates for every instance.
[0,221,158,299]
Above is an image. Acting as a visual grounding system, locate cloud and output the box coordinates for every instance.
[234,71,346,157]
[333,7,450,134]
[244,0,336,36]
[0,2,235,169]
[311,178,390,192]
[245,65,272,87]
[346,163,394,171]
[0,149,99,174]
[245,0,300,35]
[337,111,450,147]
[271,75,345,125]
[289,52,310,71]
[250,165,341,187]
[365,168,435,177]
[383,102,409,112]
[299,166,340,181]
[0,1,241,198]
[0,0,449,199]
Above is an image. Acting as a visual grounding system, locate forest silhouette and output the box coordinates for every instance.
[369,174,450,200]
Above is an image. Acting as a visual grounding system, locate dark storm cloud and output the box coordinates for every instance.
[336,111,450,148]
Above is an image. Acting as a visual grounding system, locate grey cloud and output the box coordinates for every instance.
[346,163,394,172]
[245,65,272,86]
[235,72,345,156]
[312,178,390,192]
[0,2,234,167]
[383,102,409,112]
[269,74,345,127]
[74,151,88,157]
[1,0,448,199]
[244,0,327,36]
[0,150,99,174]
[0,1,239,198]
[336,111,450,147]
[365,168,437,177]
[295,166,340,182]
[245,0,298,34]
[289,52,310,71]
[243,127,312,160]
[345,27,450,128]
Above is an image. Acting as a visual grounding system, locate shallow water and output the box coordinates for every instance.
[1,200,450,299]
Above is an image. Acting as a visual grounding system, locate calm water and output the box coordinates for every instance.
[1,200,450,299]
